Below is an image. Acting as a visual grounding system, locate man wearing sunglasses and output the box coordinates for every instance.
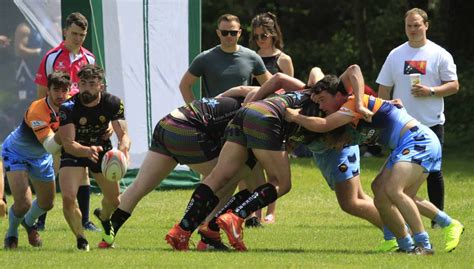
[179,14,271,103]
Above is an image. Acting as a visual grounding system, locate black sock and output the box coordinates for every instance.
[427,171,444,211]
[77,185,91,225]
[179,184,219,232]
[234,183,278,219]
[37,212,47,225]
[111,208,131,234]
[208,189,252,231]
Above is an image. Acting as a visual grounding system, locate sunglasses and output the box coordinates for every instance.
[219,30,239,36]
[253,33,271,41]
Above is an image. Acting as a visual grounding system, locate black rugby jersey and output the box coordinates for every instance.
[264,90,324,145]
[59,92,125,147]
[178,96,243,135]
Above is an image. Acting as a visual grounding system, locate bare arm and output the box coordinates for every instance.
[378,84,392,100]
[254,70,272,86]
[112,119,131,161]
[340,64,373,119]
[411,80,459,98]
[179,71,199,103]
[14,23,41,58]
[249,72,305,102]
[218,86,260,98]
[277,53,294,77]
[59,123,102,162]
[285,108,353,133]
[307,67,325,86]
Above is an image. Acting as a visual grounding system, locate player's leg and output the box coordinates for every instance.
[4,170,32,249]
[78,169,97,231]
[384,162,432,252]
[166,142,248,251]
[197,163,254,251]
[372,165,414,252]
[110,150,178,239]
[59,166,88,250]
[91,171,120,246]
[335,175,383,228]
[217,149,289,251]
[0,159,6,218]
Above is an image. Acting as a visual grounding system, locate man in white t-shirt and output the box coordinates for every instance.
[376,8,459,226]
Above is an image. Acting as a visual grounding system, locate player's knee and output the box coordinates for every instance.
[40,200,54,211]
[339,199,357,214]
[61,193,76,207]
[371,180,383,195]
[14,202,31,216]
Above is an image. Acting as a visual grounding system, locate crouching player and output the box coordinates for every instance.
[2,72,70,249]
[285,73,464,254]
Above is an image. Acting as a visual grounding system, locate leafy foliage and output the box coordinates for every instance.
[201,0,474,147]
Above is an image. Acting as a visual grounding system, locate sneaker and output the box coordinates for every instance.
[443,219,465,252]
[412,244,435,255]
[165,223,191,251]
[4,236,18,249]
[77,237,90,251]
[84,221,101,232]
[98,240,114,249]
[375,239,399,252]
[196,224,228,251]
[398,244,435,255]
[245,216,263,228]
[216,212,247,251]
[21,220,42,247]
[93,208,114,245]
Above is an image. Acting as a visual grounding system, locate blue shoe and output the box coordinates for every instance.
[84,221,101,232]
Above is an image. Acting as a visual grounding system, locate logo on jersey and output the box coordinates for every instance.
[79,117,87,125]
[57,61,65,69]
[30,120,46,128]
[202,97,219,108]
[338,164,348,172]
[404,60,427,75]
[99,115,106,123]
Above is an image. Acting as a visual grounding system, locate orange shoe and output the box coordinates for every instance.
[216,212,247,251]
[165,224,191,251]
[196,223,228,251]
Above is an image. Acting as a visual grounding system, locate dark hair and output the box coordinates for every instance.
[47,71,70,90]
[217,14,240,27]
[405,8,428,25]
[311,75,347,96]
[250,12,284,50]
[77,64,104,81]
[65,12,88,30]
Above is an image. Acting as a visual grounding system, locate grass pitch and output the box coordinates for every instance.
[1,153,472,268]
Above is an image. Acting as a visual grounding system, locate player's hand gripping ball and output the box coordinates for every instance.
[101,149,128,182]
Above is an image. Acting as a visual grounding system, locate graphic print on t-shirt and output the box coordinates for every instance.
[404,60,427,75]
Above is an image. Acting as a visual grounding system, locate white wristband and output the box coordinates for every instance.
[42,135,62,154]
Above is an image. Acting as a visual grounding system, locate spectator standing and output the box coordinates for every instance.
[376,8,459,226]
[179,13,271,103]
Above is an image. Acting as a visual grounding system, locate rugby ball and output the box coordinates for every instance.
[101,149,127,182]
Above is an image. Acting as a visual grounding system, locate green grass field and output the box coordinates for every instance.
[1,153,473,268]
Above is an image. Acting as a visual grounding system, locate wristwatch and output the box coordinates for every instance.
[429,87,435,96]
